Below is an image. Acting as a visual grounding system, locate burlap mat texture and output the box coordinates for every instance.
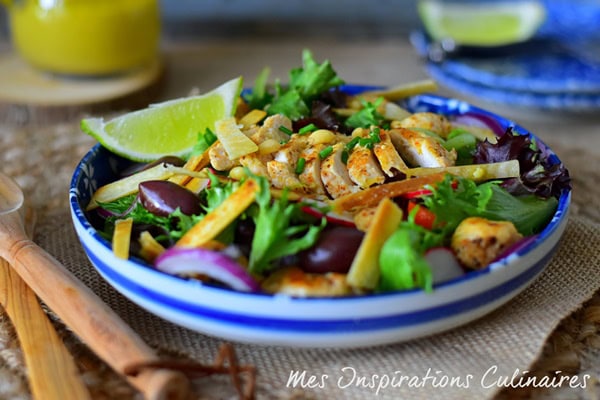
[0,116,599,400]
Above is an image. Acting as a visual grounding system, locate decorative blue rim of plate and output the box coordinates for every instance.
[410,30,600,94]
[69,89,571,346]
[425,64,600,111]
[410,31,600,96]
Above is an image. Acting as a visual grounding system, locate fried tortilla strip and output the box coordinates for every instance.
[168,151,211,186]
[87,163,208,210]
[112,218,133,260]
[350,79,439,104]
[346,198,403,290]
[331,172,446,213]
[176,178,259,248]
[406,160,519,182]
[138,231,166,262]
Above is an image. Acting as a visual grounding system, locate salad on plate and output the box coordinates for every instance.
[81,50,570,298]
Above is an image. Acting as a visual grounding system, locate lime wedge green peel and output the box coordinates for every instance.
[418,0,547,46]
[81,76,243,162]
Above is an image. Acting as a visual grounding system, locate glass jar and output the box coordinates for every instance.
[2,0,160,76]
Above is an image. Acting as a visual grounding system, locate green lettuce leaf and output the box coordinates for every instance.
[248,176,325,275]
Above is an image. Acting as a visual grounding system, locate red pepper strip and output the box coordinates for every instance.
[407,201,436,230]
[402,179,459,200]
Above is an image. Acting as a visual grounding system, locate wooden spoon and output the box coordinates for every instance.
[0,206,91,400]
[0,172,189,400]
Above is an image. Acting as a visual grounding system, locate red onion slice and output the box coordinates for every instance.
[155,247,260,292]
[453,112,504,136]
[96,195,140,218]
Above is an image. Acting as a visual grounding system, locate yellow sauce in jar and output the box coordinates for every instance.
[8,0,160,75]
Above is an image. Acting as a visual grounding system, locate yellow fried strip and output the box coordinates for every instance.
[346,198,403,289]
[112,218,133,260]
[87,163,208,210]
[168,152,211,186]
[332,172,446,213]
[239,109,267,128]
[176,178,259,248]
[138,231,166,262]
[406,160,519,182]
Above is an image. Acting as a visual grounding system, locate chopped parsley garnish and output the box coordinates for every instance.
[318,145,334,159]
[295,157,307,174]
[341,149,349,164]
[298,123,318,135]
[278,125,293,135]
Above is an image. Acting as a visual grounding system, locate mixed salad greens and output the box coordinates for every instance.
[85,50,570,297]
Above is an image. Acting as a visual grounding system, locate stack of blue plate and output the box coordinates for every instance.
[410,29,600,112]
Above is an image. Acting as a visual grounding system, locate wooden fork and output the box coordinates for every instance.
[0,207,90,400]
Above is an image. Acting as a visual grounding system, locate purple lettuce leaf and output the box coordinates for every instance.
[473,128,571,198]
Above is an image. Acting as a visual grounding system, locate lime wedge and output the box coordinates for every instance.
[418,0,546,46]
[81,76,243,162]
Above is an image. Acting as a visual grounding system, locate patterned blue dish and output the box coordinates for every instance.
[411,30,600,111]
[70,90,570,348]
[425,63,600,111]
[438,44,600,94]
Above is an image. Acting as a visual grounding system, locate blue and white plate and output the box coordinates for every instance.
[425,63,600,112]
[70,90,571,348]
[411,30,600,111]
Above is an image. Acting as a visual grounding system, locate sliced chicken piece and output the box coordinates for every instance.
[239,153,271,177]
[298,144,327,197]
[389,127,457,168]
[267,160,304,191]
[208,141,240,171]
[261,266,354,297]
[398,112,452,138]
[373,129,409,176]
[250,114,292,144]
[451,217,522,269]
[242,125,260,139]
[265,134,312,192]
[347,145,385,189]
[273,134,310,169]
[321,143,361,198]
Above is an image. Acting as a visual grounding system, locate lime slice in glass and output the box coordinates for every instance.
[81,76,243,162]
[418,0,547,46]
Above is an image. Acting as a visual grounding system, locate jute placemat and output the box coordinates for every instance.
[0,118,599,400]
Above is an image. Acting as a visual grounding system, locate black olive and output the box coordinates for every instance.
[138,180,201,217]
[234,219,256,258]
[298,226,364,274]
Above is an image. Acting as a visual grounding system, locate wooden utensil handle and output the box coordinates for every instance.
[8,239,189,400]
[0,258,91,400]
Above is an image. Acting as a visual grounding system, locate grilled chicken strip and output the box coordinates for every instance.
[298,144,327,197]
[250,114,292,144]
[239,153,271,177]
[321,143,361,198]
[261,266,354,297]
[398,112,452,138]
[389,127,457,168]
[347,145,385,189]
[373,129,409,176]
[267,135,311,191]
[209,141,240,171]
[267,160,304,191]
